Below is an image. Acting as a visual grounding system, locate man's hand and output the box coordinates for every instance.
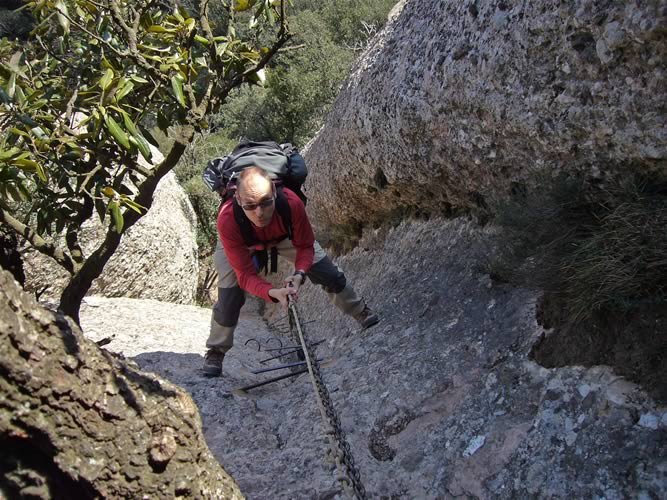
[284,272,304,291]
[268,286,297,308]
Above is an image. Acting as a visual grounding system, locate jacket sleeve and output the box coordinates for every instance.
[217,205,275,302]
[287,193,315,272]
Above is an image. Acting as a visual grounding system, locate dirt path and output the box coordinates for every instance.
[81,218,667,499]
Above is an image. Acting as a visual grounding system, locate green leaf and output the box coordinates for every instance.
[109,201,124,233]
[55,217,66,234]
[0,147,22,160]
[12,158,47,182]
[36,163,48,183]
[30,127,48,140]
[170,75,186,107]
[54,0,70,34]
[194,35,209,45]
[115,79,135,102]
[130,75,149,84]
[7,73,16,99]
[234,0,257,12]
[18,115,39,127]
[120,196,146,214]
[14,85,25,105]
[266,6,275,24]
[95,196,106,222]
[173,9,185,23]
[12,158,38,171]
[215,42,229,57]
[36,210,47,236]
[3,182,23,202]
[157,109,170,131]
[118,111,138,136]
[139,126,160,147]
[99,68,114,90]
[115,110,153,161]
[104,114,131,150]
[17,182,31,200]
[147,25,175,33]
[128,135,152,161]
[60,151,81,161]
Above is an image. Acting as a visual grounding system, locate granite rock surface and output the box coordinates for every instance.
[0,270,241,499]
[80,218,666,499]
[23,165,199,305]
[304,0,667,234]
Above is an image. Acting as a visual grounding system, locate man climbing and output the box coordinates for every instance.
[203,166,379,377]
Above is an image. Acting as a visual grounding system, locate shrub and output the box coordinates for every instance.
[490,171,667,322]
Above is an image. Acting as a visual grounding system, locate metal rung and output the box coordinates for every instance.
[235,368,308,392]
[251,359,322,374]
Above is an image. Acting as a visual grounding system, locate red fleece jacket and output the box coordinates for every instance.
[217,188,315,302]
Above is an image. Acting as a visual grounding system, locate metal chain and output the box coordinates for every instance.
[288,299,367,500]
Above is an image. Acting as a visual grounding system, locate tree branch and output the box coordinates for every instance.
[59,128,194,323]
[0,209,75,274]
[53,6,126,59]
[279,43,305,52]
[109,0,136,51]
[65,194,93,265]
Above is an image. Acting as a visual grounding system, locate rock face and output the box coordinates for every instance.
[304,0,667,232]
[78,219,666,499]
[23,170,199,305]
[0,270,242,499]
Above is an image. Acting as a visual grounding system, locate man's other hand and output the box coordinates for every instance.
[268,286,297,307]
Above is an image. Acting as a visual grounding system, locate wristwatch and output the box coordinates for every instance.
[293,270,306,281]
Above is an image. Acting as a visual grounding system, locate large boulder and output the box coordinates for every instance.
[304,0,667,231]
[23,167,199,305]
[0,269,242,498]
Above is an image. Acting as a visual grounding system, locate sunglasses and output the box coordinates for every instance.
[238,196,275,211]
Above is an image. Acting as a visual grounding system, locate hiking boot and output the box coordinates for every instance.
[354,305,380,329]
[202,349,225,377]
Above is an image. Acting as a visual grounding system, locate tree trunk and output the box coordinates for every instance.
[0,224,24,286]
[59,138,190,324]
[0,269,242,499]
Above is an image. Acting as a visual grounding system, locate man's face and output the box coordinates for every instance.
[236,177,275,228]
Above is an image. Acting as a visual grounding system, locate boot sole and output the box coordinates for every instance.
[202,366,222,377]
[360,316,380,329]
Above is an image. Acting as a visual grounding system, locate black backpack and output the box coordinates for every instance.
[202,140,308,204]
[202,140,308,273]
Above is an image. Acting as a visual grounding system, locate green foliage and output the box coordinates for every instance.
[0,0,289,318]
[212,0,395,146]
[318,0,396,47]
[173,132,236,250]
[0,0,284,241]
[490,172,667,322]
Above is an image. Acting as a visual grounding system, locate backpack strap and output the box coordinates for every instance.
[274,186,293,241]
